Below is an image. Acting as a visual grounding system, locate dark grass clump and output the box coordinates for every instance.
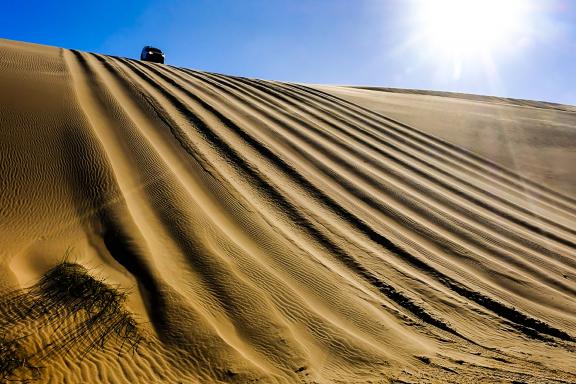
[0,337,39,382]
[31,262,143,355]
[0,262,143,361]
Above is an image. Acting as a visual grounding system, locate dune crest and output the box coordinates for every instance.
[1,39,575,383]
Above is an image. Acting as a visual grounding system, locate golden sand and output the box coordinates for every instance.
[1,38,575,383]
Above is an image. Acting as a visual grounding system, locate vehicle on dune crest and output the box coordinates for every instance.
[140,46,165,64]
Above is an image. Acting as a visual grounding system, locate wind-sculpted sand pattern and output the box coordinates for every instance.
[0,262,143,382]
[0,39,575,383]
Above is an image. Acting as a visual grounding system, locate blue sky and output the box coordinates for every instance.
[2,0,575,105]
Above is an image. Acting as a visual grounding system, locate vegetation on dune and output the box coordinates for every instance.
[0,337,39,383]
[0,262,144,380]
[27,262,143,355]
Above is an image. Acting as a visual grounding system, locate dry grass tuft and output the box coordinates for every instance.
[0,337,39,382]
[0,262,144,380]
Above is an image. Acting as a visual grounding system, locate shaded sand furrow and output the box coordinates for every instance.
[169,67,571,286]
[263,79,576,228]
[166,73,576,336]
[285,83,576,213]
[71,51,320,381]
[108,55,467,346]
[158,66,576,326]
[193,70,576,236]
[90,53,445,380]
[121,57,575,342]
[159,66,576,290]
[1,39,575,383]
[227,74,576,238]
[276,84,576,235]
[66,51,265,382]
[70,51,305,382]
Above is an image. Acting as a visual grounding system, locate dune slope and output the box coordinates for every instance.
[0,39,575,383]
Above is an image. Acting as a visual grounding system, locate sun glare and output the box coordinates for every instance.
[415,0,532,56]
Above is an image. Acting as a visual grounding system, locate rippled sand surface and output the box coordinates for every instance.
[1,38,575,383]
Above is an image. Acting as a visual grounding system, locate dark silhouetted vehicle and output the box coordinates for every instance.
[140,46,165,64]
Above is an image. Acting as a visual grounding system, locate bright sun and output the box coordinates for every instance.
[415,0,532,56]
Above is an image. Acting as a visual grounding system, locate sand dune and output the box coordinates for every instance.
[0,38,575,383]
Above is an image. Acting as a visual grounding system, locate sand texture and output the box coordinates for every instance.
[0,39,575,383]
